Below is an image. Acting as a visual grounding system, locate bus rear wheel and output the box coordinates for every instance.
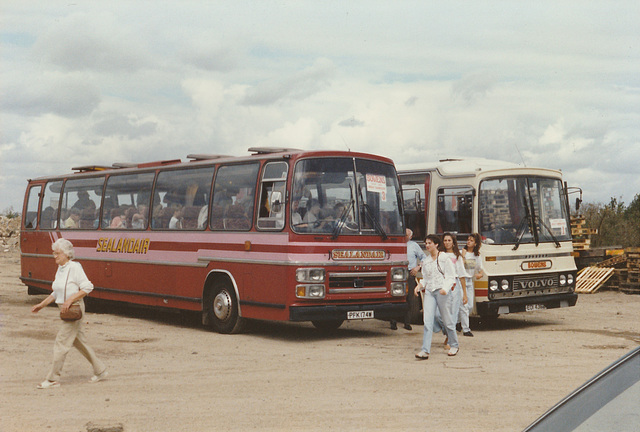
[204,280,244,334]
[311,320,344,331]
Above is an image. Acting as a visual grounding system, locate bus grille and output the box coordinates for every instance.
[513,273,559,291]
[328,272,387,294]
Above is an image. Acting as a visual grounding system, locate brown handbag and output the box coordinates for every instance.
[59,270,83,321]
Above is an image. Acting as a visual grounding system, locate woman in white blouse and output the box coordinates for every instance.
[31,238,107,389]
[460,233,485,337]
[414,234,460,360]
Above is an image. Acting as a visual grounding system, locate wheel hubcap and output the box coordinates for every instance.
[213,290,232,321]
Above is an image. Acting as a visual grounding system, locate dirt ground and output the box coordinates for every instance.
[1,249,639,432]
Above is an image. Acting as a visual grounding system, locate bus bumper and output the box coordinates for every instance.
[290,302,408,322]
[477,292,578,317]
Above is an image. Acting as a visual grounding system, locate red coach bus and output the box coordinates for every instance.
[20,148,408,333]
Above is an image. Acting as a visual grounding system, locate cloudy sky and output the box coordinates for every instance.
[2,1,639,212]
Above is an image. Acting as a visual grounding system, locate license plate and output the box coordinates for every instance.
[526,304,546,312]
[347,310,374,320]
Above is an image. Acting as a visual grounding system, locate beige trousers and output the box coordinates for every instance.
[46,301,106,382]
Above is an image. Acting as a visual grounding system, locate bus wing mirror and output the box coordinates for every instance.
[270,191,283,213]
[575,197,582,212]
[414,191,421,209]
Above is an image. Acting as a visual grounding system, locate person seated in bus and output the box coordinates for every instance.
[71,190,96,211]
[109,208,126,229]
[291,200,303,226]
[169,205,184,229]
[41,206,56,229]
[214,187,237,208]
[150,204,164,229]
[163,190,183,208]
[315,206,337,232]
[333,201,355,225]
[79,208,97,229]
[303,199,321,224]
[130,205,148,229]
[63,209,81,229]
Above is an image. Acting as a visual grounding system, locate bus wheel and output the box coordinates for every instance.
[205,281,244,334]
[311,320,344,331]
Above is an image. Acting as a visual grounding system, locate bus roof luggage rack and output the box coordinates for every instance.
[112,162,138,169]
[248,147,302,155]
[186,154,231,161]
[137,159,182,168]
[72,165,112,173]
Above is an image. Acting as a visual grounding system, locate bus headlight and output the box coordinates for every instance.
[559,275,567,286]
[296,268,325,283]
[296,285,325,299]
[489,280,499,292]
[391,282,406,296]
[391,267,408,282]
[501,279,510,291]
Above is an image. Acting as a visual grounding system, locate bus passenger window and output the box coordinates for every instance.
[211,163,259,231]
[104,173,155,230]
[436,187,474,235]
[151,166,215,230]
[23,185,42,229]
[60,177,104,230]
[257,161,288,230]
[41,181,63,230]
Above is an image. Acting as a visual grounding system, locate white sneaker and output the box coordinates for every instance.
[447,347,459,356]
[37,380,60,389]
[89,370,109,383]
[414,350,429,360]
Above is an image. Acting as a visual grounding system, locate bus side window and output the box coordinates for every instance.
[104,173,155,230]
[151,166,215,230]
[436,187,474,235]
[60,177,104,230]
[399,172,428,241]
[211,163,259,231]
[40,181,63,229]
[23,185,42,229]
[257,161,288,230]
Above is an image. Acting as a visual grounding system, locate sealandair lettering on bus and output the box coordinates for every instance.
[96,238,151,254]
[331,249,385,260]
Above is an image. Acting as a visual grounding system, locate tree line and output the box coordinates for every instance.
[576,194,640,248]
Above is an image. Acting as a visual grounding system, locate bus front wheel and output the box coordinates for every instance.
[204,280,244,334]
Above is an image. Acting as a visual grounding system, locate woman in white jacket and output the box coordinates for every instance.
[460,233,485,337]
[414,234,460,360]
[31,238,107,389]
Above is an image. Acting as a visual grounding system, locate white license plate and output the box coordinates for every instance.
[526,304,546,312]
[347,310,374,320]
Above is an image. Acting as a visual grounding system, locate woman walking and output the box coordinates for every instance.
[460,233,485,337]
[414,234,460,360]
[31,238,107,389]
[441,233,469,344]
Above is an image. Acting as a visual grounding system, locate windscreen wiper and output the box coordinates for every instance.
[534,215,562,248]
[526,178,541,246]
[512,199,532,251]
[332,186,355,240]
[358,184,388,240]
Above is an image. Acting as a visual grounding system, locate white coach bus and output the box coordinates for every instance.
[399,158,578,319]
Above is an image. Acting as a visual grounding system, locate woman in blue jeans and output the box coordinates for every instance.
[414,234,459,360]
